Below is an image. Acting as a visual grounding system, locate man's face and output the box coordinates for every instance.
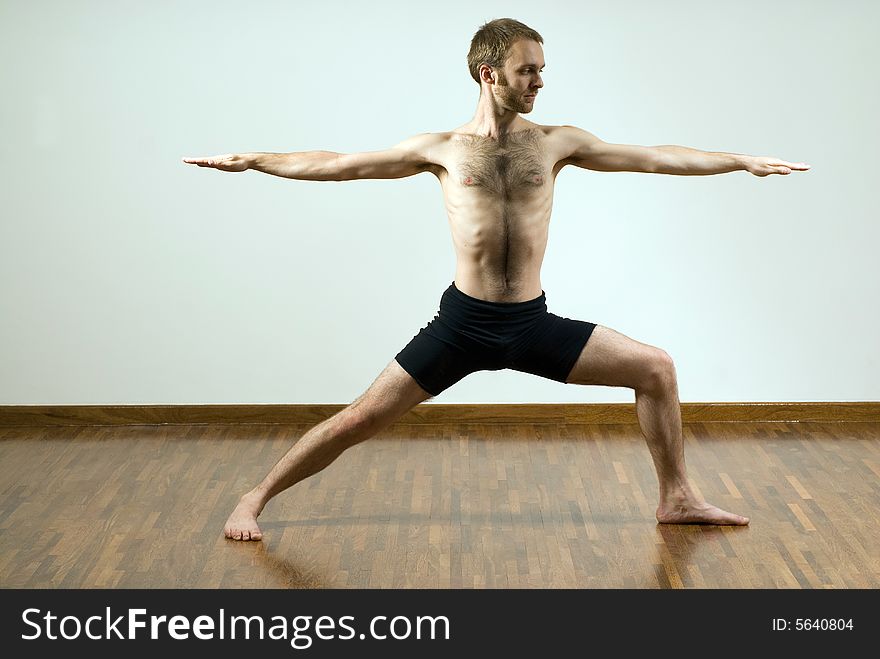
[492,39,545,114]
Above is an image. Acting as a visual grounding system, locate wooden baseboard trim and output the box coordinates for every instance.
[0,402,878,428]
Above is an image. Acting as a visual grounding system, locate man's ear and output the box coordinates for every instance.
[479,63,495,85]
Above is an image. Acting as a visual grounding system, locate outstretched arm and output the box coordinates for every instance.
[182,133,440,181]
[651,144,811,177]
[559,125,811,177]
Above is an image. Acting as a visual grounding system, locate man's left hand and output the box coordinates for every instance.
[745,156,811,177]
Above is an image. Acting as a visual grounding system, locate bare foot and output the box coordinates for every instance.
[224,493,265,541]
[656,499,750,526]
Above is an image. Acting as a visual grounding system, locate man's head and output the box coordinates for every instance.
[467,18,545,114]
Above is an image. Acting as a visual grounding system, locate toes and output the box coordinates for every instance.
[224,525,264,540]
[717,512,750,526]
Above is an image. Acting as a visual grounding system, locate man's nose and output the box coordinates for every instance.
[534,74,544,88]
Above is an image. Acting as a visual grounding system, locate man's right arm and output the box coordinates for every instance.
[182,133,442,181]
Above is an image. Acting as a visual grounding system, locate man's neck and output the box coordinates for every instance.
[467,95,523,138]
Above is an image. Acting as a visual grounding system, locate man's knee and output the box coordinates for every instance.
[332,404,379,443]
[643,349,677,391]
[344,391,409,438]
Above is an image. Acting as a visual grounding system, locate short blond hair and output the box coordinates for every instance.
[467,18,544,86]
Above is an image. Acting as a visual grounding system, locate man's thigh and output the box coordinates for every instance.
[349,359,436,429]
[563,324,664,389]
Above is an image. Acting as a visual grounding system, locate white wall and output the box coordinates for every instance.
[1,0,877,405]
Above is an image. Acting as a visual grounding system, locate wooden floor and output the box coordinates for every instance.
[1,421,878,588]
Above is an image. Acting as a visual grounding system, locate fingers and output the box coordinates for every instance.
[773,160,810,174]
[768,160,811,175]
[181,156,226,167]
[182,154,248,173]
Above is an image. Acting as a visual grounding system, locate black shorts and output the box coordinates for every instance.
[395,281,597,396]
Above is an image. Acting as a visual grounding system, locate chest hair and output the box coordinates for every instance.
[456,130,546,196]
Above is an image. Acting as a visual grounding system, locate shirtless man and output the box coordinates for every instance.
[184,18,809,541]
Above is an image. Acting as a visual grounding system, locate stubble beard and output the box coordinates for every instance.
[495,71,532,114]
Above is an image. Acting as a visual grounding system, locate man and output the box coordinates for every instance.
[184,18,809,541]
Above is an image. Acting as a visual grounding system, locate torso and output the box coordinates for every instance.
[422,122,571,302]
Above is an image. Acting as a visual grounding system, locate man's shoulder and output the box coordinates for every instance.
[528,125,602,165]
[539,125,601,157]
[538,123,588,138]
[519,124,591,149]
[396,131,454,152]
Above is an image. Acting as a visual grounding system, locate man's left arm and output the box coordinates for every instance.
[653,144,811,177]
[560,125,811,177]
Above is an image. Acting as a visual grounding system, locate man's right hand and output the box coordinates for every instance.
[182,154,250,172]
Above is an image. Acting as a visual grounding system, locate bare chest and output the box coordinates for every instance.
[451,130,547,195]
